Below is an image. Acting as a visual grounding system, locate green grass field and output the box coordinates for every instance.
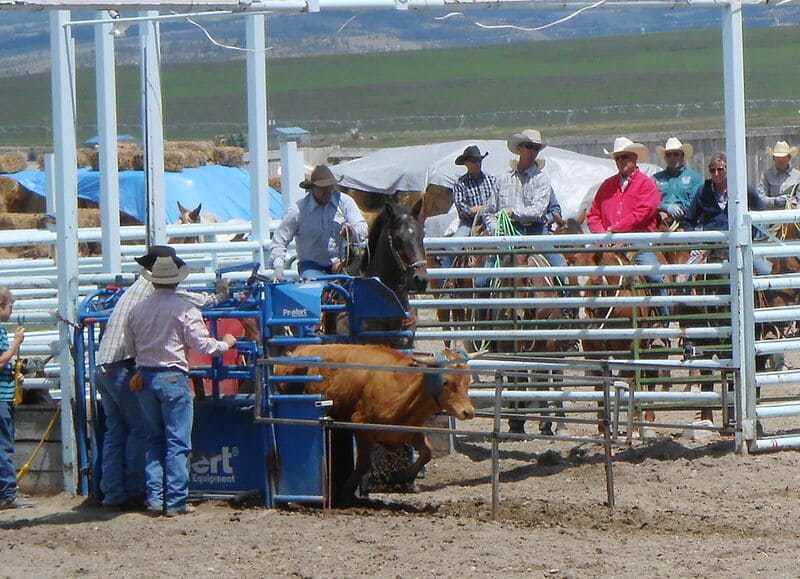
[0,26,798,148]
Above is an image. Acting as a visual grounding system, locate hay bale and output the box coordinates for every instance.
[0,177,20,212]
[345,188,385,212]
[0,212,40,230]
[0,152,26,174]
[163,151,185,173]
[213,146,244,167]
[0,179,44,213]
[89,143,141,172]
[76,148,94,169]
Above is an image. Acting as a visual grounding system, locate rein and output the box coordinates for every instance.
[385,228,426,275]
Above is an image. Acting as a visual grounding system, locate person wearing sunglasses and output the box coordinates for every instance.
[483,129,563,236]
[653,137,703,224]
[586,137,668,319]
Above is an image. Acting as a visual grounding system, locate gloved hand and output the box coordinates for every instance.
[666,204,685,218]
[775,194,789,207]
[272,264,284,282]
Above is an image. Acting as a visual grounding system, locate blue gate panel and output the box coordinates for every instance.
[267,282,323,323]
[190,396,267,495]
[269,394,327,504]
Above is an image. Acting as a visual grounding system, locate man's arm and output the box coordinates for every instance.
[341,195,368,243]
[266,205,300,269]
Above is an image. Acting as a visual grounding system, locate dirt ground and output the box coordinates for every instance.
[3,340,800,578]
[3,415,800,578]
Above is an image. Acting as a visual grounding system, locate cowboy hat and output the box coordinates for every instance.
[604,137,649,162]
[136,245,190,285]
[767,140,799,159]
[656,137,693,160]
[299,165,343,190]
[455,145,489,165]
[506,129,546,154]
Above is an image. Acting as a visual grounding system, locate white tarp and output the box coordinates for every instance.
[331,139,661,222]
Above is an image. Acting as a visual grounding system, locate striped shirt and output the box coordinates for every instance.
[0,327,14,401]
[96,276,219,366]
[126,289,230,373]
[453,172,499,222]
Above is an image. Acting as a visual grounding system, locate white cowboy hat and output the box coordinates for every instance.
[136,245,190,285]
[767,140,799,159]
[656,137,694,160]
[604,137,649,162]
[506,129,546,154]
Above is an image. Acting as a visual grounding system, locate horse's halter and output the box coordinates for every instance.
[385,226,426,277]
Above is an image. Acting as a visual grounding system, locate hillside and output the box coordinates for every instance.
[1,5,799,76]
[0,25,799,148]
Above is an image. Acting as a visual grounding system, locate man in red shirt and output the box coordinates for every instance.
[586,137,667,319]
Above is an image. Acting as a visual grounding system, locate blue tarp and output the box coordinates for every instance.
[8,165,282,223]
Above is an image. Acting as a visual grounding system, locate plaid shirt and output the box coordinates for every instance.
[96,277,219,366]
[453,172,499,221]
[484,164,555,234]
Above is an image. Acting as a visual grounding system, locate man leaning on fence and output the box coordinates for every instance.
[94,247,228,511]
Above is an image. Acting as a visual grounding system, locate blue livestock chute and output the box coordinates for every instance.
[74,267,411,508]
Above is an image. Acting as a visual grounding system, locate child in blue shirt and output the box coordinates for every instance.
[0,286,36,510]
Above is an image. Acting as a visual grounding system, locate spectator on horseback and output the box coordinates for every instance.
[758,140,800,210]
[484,129,563,236]
[586,137,668,319]
[268,165,368,281]
[441,145,499,271]
[653,137,703,225]
[682,152,771,275]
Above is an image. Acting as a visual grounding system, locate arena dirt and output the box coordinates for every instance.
[3,345,800,577]
[2,417,800,577]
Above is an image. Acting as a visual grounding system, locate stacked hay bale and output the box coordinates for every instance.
[87,143,140,171]
[0,152,27,174]
[213,145,244,167]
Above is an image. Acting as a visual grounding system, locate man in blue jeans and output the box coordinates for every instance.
[126,246,236,517]
[94,256,227,510]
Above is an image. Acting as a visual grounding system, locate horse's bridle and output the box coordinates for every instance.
[386,229,426,276]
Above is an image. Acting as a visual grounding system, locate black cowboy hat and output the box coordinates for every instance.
[299,165,343,190]
[135,245,190,284]
[455,145,489,166]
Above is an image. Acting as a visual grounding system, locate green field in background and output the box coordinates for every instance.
[0,26,798,148]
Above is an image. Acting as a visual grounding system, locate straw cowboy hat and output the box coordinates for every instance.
[656,137,694,160]
[506,129,546,154]
[454,145,489,165]
[604,137,649,162]
[136,245,190,285]
[767,140,799,159]
[299,165,343,190]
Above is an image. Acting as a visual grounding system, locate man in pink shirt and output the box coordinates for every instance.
[586,137,667,318]
[126,246,236,517]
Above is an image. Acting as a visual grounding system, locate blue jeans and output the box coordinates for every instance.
[137,368,193,514]
[634,250,669,319]
[298,261,333,280]
[0,401,16,502]
[441,221,473,269]
[95,359,145,505]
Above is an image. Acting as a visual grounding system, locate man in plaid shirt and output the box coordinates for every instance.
[442,145,499,270]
